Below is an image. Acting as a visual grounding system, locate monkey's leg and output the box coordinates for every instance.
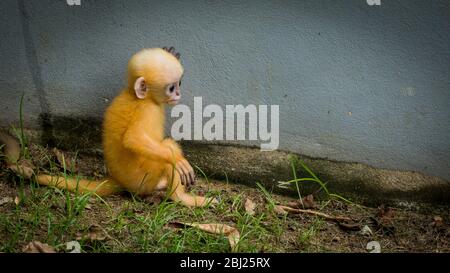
[35,175,124,196]
[160,172,217,207]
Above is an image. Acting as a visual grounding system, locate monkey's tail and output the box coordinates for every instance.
[1,129,123,197]
[35,175,124,197]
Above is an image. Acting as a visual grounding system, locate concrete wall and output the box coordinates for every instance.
[1,0,449,180]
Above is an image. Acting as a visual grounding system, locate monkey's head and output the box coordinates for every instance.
[128,47,184,105]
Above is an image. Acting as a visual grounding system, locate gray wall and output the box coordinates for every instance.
[1,0,449,180]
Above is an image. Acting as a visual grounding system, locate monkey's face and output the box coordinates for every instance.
[165,80,182,105]
[129,48,184,105]
[133,75,183,106]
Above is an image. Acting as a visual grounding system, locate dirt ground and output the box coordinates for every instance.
[0,143,448,253]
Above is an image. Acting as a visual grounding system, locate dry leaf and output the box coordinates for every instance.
[432,216,443,228]
[0,197,13,206]
[273,205,289,215]
[227,230,240,252]
[244,198,256,216]
[375,205,396,234]
[287,194,317,209]
[302,194,318,209]
[53,148,78,172]
[170,222,240,252]
[338,221,361,231]
[14,196,20,205]
[360,225,373,236]
[22,241,56,253]
[273,204,351,222]
[377,205,395,222]
[76,224,107,242]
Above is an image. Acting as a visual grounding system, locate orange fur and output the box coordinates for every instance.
[102,48,214,207]
[1,48,214,207]
[103,49,180,193]
[35,175,122,196]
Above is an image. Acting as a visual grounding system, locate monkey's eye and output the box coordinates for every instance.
[169,85,175,93]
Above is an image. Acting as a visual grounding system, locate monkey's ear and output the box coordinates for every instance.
[134,77,147,99]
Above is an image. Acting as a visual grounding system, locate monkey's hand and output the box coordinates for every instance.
[175,157,196,189]
[162,139,196,188]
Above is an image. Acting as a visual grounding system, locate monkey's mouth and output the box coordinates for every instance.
[167,99,180,105]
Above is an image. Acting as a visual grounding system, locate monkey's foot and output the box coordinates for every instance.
[172,194,219,208]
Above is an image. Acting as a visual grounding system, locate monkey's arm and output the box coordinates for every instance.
[123,129,195,186]
[122,126,174,163]
[162,138,196,187]
[161,138,183,159]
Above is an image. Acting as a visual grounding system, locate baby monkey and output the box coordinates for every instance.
[1,47,215,207]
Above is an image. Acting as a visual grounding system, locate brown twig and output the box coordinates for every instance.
[275,205,352,222]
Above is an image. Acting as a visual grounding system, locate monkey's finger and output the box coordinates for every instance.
[187,169,195,186]
[188,165,196,184]
[183,160,196,185]
[182,164,194,188]
[180,160,195,187]
[183,159,194,174]
[177,160,188,180]
[162,47,168,51]
[181,159,194,176]
[189,163,195,180]
[175,53,181,59]
[176,165,186,185]
[186,169,194,187]
[168,46,175,53]
[177,164,190,187]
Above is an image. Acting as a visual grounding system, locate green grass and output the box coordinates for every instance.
[297,218,324,251]
[0,96,355,253]
[0,162,331,253]
[2,141,442,253]
[279,155,355,205]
